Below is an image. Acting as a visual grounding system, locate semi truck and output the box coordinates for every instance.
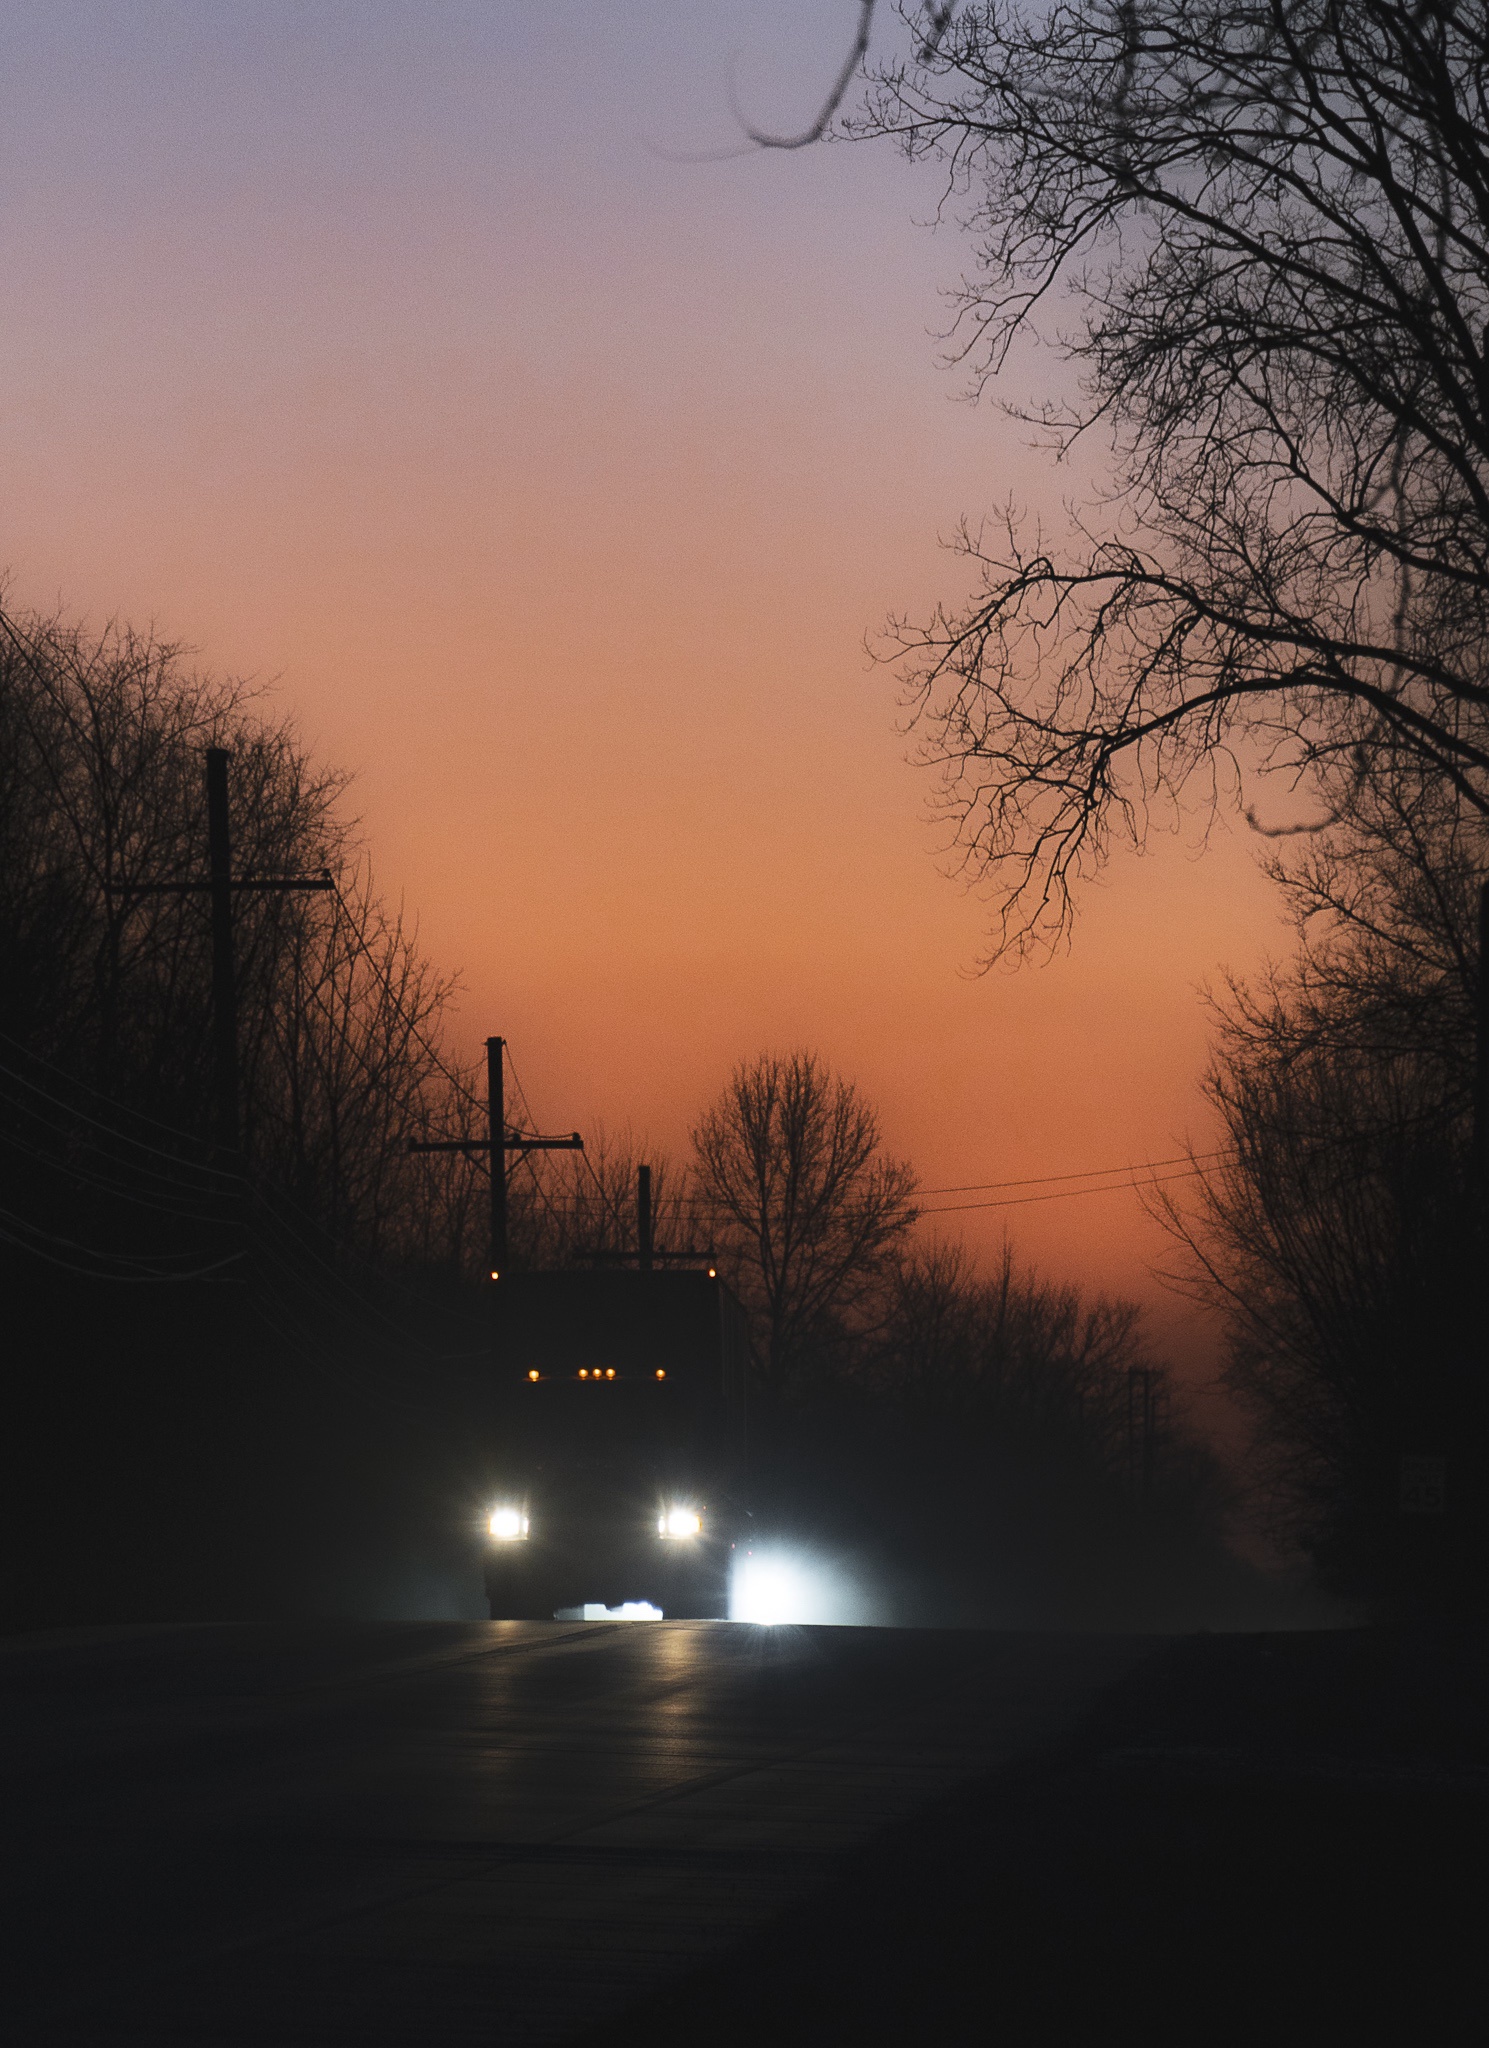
[482,1266,751,1620]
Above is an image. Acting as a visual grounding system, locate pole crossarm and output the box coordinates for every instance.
[588,1248,714,1265]
[104,873,335,896]
[431,1036,586,1277]
[102,752,337,1155]
[407,1132,583,1156]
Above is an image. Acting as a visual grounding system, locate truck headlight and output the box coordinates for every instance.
[489,1506,529,1541]
[659,1506,702,1539]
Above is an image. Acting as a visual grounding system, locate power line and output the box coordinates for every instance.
[915,1166,1210,1214]
[521,1159,1221,1223]
[501,1043,589,1241]
[327,882,484,1118]
[0,1202,247,1283]
[1,1032,483,1369]
[0,1037,238,1186]
[520,1147,1235,1213]
[914,1149,1232,1197]
[501,1045,536,1128]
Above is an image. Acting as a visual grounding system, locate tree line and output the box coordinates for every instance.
[797,2,1489,1610]
[1160,763,1487,1606]
[0,604,486,1267]
[1,599,1230,1622]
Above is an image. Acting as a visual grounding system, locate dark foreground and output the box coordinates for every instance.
[3,1621,1483,2045]
[1,1620,1138,2044]
[583,1623,1489,2047]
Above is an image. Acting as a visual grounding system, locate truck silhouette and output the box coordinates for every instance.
[483,1268,751,1620]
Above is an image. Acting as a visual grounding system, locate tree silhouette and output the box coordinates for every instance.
[850,2,1489,956]
[691,1050,916,1396]
[1158,767,1487,1596]
[0,603,478,1264]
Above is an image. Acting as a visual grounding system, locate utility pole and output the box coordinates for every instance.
[1475,880,1489,1197]
[591,1165,713,1272]
[206,749,239,1154]
[409,1035,584,1277]
[107,748,334,1156]
[487,1036,507,1275]
[1127,1367,1159,1506]
[637,1164,654,1273]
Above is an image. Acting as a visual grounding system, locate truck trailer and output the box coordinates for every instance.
[482,1268,750,1620]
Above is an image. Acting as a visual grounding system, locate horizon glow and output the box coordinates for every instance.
[0,3,1288,1401]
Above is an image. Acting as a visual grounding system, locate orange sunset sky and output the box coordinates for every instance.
[0,3,1291,1401]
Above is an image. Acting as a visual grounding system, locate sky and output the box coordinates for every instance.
[0,2,1290,1398]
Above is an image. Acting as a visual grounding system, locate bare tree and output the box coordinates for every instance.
[1158,772,1487,1594]
[842,2,1489,956]
[0,604,478,1265]
[873,1236,1163,1475]
[691,1051,917,1395]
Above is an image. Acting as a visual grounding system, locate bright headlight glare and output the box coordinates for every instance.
[489,1506,528,1541]
[662,1507,702,1539]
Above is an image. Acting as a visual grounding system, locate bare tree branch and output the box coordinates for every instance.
[740,3,959,150]
[852,2,1489,956]
[738,0,878,149]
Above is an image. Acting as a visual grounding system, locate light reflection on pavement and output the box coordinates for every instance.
[1,1619,1148,2044]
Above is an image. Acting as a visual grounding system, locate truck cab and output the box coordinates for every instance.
[483,1268,750,1620]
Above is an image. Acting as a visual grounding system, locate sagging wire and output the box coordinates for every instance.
[0,1035,238,1188]
[326,880,485,1120]
[2,1032,480,1373]
[499,1043,576,1244]
[0,1203,247,1283]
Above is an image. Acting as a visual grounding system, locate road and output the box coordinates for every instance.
[2,1619,1145,2045]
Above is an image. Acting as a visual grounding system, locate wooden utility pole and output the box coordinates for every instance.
[487,1036,507,1276]
[591,1164,713,1271]
[410,1035,584,1277]
[1475,880,1489,1196]
[637,1163,654,1273]
[107,748,334,1156]
[205,749,240,1153]
[1127,1367,1161,1505]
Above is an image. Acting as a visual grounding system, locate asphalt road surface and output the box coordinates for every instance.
[2,1619,1144,2045]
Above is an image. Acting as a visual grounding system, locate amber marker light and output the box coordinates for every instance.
[489,1269,500,1281]
[655,1369,666,1380]
[527,1370,540,1382]
[605,1368,616,1379]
